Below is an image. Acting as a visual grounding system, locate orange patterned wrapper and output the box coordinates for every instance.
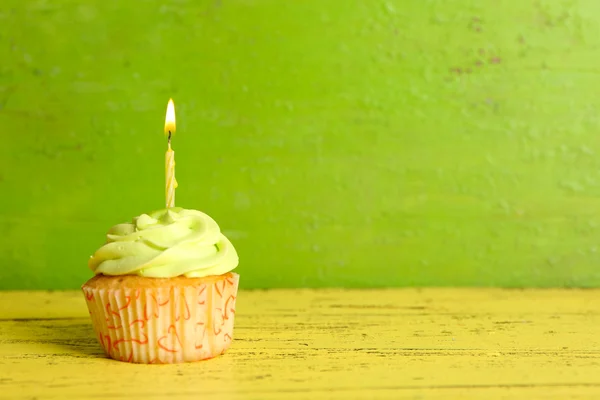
[81,272,239,364]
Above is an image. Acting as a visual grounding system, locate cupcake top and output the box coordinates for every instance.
[88,208,238,278]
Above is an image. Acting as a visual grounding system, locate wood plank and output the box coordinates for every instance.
[1,289,600,399]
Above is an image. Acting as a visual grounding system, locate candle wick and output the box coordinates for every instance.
[168,131,172,144]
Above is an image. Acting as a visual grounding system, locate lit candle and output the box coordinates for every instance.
[164,98,178,208]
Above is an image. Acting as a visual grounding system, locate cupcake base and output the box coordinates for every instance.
[82,272,239,364]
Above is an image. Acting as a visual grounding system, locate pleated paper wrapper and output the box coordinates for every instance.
[82,272,239,364]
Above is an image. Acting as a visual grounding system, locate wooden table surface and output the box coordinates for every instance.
[1,289,600,399]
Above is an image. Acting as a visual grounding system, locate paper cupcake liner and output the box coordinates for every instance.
[82,273,239,364]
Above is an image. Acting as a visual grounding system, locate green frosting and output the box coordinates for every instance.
[88,208,238,278]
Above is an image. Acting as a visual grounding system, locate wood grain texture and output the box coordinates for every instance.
[1,289,600,399]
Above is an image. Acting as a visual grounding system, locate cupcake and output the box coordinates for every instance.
[82,207,239,364]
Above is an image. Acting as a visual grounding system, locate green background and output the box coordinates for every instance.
[2,0,600,289]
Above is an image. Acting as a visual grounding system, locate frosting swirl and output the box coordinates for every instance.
[88,208,238,278]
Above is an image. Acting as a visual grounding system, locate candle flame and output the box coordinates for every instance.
[164,98,176,135]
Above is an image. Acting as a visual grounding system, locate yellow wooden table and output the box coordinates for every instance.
[1,289,600,399]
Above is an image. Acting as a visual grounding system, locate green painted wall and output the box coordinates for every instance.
[2,0,600,289]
